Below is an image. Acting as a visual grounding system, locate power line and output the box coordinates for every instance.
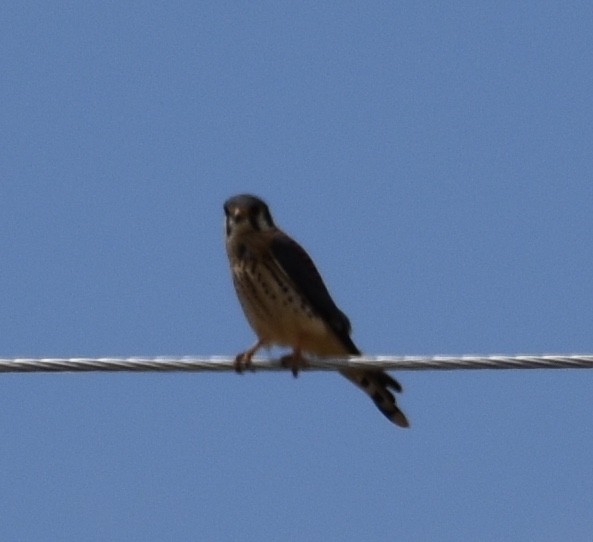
[0,354,592,373]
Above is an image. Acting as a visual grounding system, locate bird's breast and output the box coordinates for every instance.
[231,257,346,355]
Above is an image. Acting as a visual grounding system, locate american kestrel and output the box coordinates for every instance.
[224,194,409,428]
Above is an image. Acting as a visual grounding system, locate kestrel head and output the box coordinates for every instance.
[224,194,275,237]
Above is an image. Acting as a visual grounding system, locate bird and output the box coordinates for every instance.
[223,194,409,428]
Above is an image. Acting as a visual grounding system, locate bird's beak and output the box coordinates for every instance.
[232,207,245,220]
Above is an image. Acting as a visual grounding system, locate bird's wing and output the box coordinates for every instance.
[270,232,360,355]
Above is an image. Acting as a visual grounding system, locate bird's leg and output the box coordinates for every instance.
[234,340,263,373]
[280,347,310,378]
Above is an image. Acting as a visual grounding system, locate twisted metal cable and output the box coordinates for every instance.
[0,354,591,373]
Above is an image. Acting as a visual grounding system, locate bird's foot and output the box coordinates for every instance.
[234,351,254,373]
[280,351,310,378]
[234,340,264,373]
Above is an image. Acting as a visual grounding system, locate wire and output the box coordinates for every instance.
[0,354,591,373]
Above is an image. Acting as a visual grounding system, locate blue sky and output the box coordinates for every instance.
[2,2,593,540]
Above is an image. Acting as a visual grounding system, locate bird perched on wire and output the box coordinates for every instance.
[223,194,409,428]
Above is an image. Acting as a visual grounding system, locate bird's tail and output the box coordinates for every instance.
[339,369,410,428]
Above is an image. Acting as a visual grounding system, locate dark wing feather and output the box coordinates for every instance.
[270,231,408,427]
[270,233,360,355]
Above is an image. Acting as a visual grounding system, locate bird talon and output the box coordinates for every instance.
[234,352,253,373]
[280,353,310,378]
